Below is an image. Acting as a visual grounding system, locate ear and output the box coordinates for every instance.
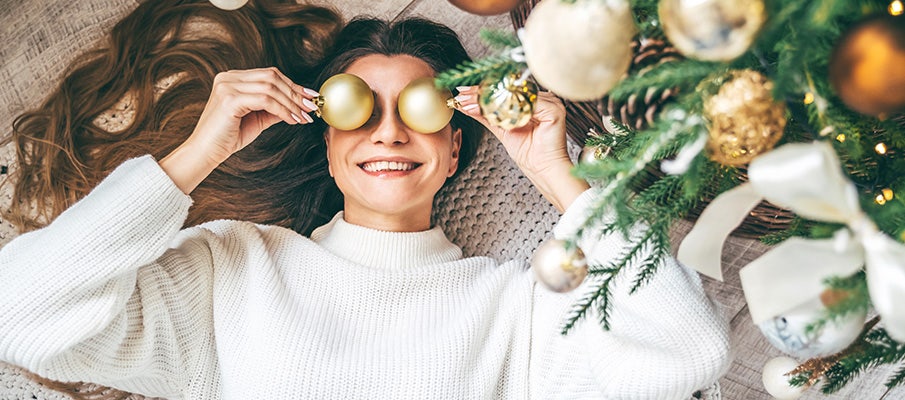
[447,128,462,177]
[324,134,334,178]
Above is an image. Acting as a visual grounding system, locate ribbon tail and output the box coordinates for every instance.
[677,183,761,281]
[863,234,905,343]
[740,238,864,325]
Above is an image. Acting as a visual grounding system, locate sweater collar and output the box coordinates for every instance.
[310,212,463,270]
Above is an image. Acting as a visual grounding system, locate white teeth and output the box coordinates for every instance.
[361,161,416,172]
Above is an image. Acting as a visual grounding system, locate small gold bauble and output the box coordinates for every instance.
[448,0,525,15]
[829,14,905,117]
[659,0,766,61]
[209,0,248,10]
[398,77,455,134]
[579,145,609,165]
[522,0,635,101]
[705,70,786,166]
[531,239,588,293]
[478,74,538,130]
[316,73,375,131]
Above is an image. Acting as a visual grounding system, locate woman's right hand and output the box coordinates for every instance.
[159,67,319,194]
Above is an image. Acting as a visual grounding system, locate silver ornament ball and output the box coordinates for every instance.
[757,297,866,359]
[531,239,588,293]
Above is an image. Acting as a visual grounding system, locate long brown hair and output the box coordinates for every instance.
[8,0,341,398]
[5,0,341,233]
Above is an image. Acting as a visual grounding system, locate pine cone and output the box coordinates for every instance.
[602,37,683,132]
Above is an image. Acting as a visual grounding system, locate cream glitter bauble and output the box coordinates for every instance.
[762,356,807,400]
[757,297,867,359]
[316,74,375,131]
[531,239,588,293]
[398,77,455,134]
[522,0,635,101]
[659,0,765,61]
[209,0,248,11]
[478,74,538,130]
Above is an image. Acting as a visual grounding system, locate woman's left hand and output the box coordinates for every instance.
[455,86,589,212]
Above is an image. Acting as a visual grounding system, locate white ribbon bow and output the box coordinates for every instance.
[677,141,905,342]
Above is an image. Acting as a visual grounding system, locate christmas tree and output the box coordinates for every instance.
[440,0,905,397]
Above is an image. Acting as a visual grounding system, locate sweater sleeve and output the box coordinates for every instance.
[0,155,218,398]
[529,189,731,399]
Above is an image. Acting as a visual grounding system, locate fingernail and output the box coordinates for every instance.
[462,104,479,112]
[302,112,314,123]
[302,98,318,110]
[291,113,303,124]
[303,87,320,97]
[454,94,472,103]
[456,86,472,92]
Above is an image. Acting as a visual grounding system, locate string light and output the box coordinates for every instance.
[890,0,904,16]
[876,189,895,205]
[875,142,888,155]
[876,193,887,205]
[803,92,815,105]
[883,188,894,201]
[835,134,846,143]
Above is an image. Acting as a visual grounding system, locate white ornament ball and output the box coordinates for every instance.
[209,0,248,11]
[522,0,635,101]
[757,297,867,359]
[531,239,588,293]
[762,356,807,400]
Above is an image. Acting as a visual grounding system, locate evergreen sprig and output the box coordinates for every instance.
[478,28,520,49]
[819,328,905,393]
[434,56,521,89]
[805,271,871,336]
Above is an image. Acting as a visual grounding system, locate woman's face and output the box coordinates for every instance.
[325,54,462,232]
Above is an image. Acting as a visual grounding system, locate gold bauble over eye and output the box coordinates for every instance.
[397,77,455,134]
[315,73,374,131]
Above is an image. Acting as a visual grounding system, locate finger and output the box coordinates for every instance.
[233,67,319,114]
[222,85,308,126]
[232,81,315,124]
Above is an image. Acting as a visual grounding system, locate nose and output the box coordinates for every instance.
[369,109,410,145]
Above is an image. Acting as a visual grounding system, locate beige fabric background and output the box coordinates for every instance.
[0,0,901,399]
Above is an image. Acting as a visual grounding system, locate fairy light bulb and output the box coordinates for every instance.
[890,0,904,16]
[876,193,888,205]
[803,92,815,105]
[883,188,895,201]
[875,142,888,155]
[835,134,846,143]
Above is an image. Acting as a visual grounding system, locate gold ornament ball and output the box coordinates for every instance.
[659,0,766,61]
[531,239,588,293]
[398,77,455,134]
[829,14,905,117]
[316,74,375,131]
[579,145,609,165]
[705,70,786,166]
[209,0,248,10]
[522,0,635,101]
[478,74,538,130]
[448,0,525,15]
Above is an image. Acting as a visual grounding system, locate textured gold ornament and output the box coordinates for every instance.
[659,0,766,61]
[398,77,455,134]
[315,73,375,131]
[522,0,635,101]
[829,14,905,117]
[448,0,525,15]
[531,239,588,293]
[705,70,786,166]
[478,74,538,130]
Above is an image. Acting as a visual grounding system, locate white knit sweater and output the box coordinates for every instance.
[0,156,730,399]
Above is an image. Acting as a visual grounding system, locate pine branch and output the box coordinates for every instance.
[434,56,521,89]
[888,364,905,389]
[805,271,870,336]
[561,272,616,334]
[628,229,668,294]
[479,28,520,49]
[607,60,723,105]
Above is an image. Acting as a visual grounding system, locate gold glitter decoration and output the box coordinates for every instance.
[705,70,787,166]
[478,74,538,130]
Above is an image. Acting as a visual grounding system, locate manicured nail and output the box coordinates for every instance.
[303,87,320,97]
[302,98,318,111]
[456,86,472,92]
[454,94,472,103]
[462,104,479,112]
[291,113,303,124]
[302,112,314,123]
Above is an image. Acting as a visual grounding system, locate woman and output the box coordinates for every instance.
[0,7,730,400]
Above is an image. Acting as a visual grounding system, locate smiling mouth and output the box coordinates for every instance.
[359,161,421,172]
